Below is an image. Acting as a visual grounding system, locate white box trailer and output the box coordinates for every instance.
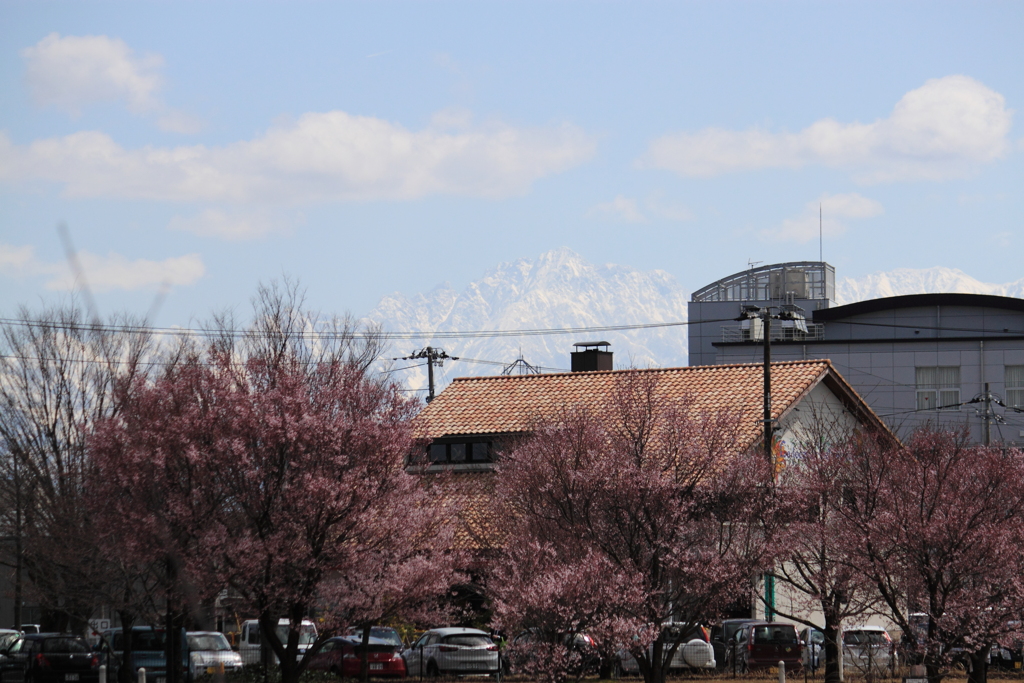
[238,619,318,666]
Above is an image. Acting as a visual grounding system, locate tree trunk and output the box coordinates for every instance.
[967,647,990,683]
[642,637,667,683]
[118,613,136,683]
[360,624,372,683]
[823,622,842,683]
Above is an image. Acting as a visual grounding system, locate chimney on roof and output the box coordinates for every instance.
[571,341,613,372]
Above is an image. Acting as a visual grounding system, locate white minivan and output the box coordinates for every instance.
[238,619,318,666]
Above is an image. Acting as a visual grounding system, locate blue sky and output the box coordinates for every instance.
[2,1,1022,327]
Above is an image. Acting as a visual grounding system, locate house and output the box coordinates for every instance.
[411,352,889,553]
[688,261,1024,445]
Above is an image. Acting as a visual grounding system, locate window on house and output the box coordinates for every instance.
[916,366,961,411]
[471,442,490,462]
[1006,366,1024,409]
[424,441,493,464]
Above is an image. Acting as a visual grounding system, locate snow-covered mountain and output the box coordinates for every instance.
[366,250,1024,393]
[836,268,1024,304]
[366,248,690,392]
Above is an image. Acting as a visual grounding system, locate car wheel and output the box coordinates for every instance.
[329,666,340,677]
[427,662,440,678]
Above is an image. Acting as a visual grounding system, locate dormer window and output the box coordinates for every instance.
[424,440,492,465]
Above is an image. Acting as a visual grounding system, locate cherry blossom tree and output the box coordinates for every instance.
[88,282,460,683]
[770,423,888,683]
[88,346,229,683]
[839,429,1024,683]
[490,371,779,683]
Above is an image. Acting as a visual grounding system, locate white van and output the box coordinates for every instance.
[238,619,318,666]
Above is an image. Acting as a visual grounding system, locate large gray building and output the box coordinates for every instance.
[689,262,1024,445]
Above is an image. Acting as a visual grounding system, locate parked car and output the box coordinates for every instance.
[0,633,101,683]
[401,628,499,677]
[842,626,895,676]
[727,622,802,673]
[345,628,405,649]
[799,628,824,671]
[186,632,243,679]
[710,619,758,669]
[19,626,41,635]
[99,626,187,683]
[617,623,716,676]
[307,636,406,678]
[990,623,1023,671]
[238,619,318,666]
[0,632,21,654]
[509,629,598,676]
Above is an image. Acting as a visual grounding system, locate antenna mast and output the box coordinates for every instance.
[819,203,823,263]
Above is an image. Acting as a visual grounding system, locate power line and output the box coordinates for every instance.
[0,316,741,341]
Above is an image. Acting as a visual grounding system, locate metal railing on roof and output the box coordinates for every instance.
[721,322,826,343]
[692,262,835,303]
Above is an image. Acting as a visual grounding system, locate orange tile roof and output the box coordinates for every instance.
[421,472,498,551]
[414,360,883,449]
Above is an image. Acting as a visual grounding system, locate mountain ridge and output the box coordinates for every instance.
[366,250,1024,393]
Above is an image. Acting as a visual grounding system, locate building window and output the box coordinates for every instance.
[1006,366,1024,409]
[423,441,492,464]
[916,366,961,411]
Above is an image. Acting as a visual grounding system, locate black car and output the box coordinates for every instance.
[0,634,100,683]
[710,619,758,669]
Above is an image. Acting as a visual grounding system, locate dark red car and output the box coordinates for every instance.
[307,636,406,678]
[727,622,803,673]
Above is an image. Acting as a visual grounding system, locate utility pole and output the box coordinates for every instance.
[763,312,772,463]
[396,347,458,403]
[983,382,992,446]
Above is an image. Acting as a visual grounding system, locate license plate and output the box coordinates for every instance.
[370,664,383,670]
[65,676,79,682]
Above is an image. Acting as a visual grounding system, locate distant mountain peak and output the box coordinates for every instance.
[836,266,1024,304]
[365,248,690,394]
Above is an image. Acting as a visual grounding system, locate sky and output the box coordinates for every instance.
[1,1,1022,329]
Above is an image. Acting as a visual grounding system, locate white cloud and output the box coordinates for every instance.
[168,208,299,241]
[21,33,200,132]
[0,243,38,277]
[0,242,204,292]
[0,112,596,202]
[641,76,1012,183]
[764,193,883,243]
[591,195,646,223]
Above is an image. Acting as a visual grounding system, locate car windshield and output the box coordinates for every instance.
[845,631,889,646]
[443,635,493,648]
[349,629,403,648]
[188,634,232,652]
[753,626,798,645]
[275,624,317,646]
[42,638,90,654]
